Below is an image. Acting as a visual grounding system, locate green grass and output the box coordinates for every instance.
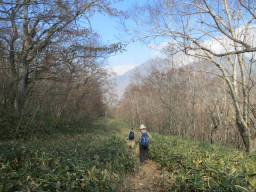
[149,133,256,192]
[3,118,254,191]
[0,118,138,192]
[89,118,131,137]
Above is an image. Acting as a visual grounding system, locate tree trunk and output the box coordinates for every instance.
[15,60,29,117]
[248,137,256,153]
[236,118,256,153]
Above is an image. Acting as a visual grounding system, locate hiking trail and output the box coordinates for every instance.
[121,144,167,192]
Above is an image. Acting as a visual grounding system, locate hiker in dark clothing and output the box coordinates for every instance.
[127,128,135,149]
[137,124,152,163]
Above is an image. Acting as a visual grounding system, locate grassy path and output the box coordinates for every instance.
[99,118,165,191]
[123,159,163,192]
[121,141,165,192]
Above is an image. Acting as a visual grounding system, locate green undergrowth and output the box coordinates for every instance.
[90,118,131,138]
[149,133,256,192]
[0,118,138,192]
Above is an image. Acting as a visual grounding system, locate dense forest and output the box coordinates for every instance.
[0,0,122,139]
[1,0,256,191]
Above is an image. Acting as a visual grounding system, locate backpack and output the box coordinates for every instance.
[128,131,134,140]
[141,132,150,148]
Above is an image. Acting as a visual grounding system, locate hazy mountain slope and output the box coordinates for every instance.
[113,58,169,97]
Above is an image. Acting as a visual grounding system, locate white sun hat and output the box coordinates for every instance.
[139,124,146,130]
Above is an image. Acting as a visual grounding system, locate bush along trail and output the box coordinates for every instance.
[0,119,138,192]
[149,133,256,192]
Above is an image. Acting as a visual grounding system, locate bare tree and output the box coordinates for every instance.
[132,0,256,153]
[0,0,121,117]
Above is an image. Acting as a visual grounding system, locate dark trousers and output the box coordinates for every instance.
[139,145,149,163]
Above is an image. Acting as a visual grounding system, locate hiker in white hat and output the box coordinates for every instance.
[137,124,152,163]
[139,124,146,130]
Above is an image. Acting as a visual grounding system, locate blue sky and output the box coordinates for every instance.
[89,0,255,76]
[90,0,160,75]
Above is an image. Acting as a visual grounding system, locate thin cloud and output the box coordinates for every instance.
[106,64,138,76]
